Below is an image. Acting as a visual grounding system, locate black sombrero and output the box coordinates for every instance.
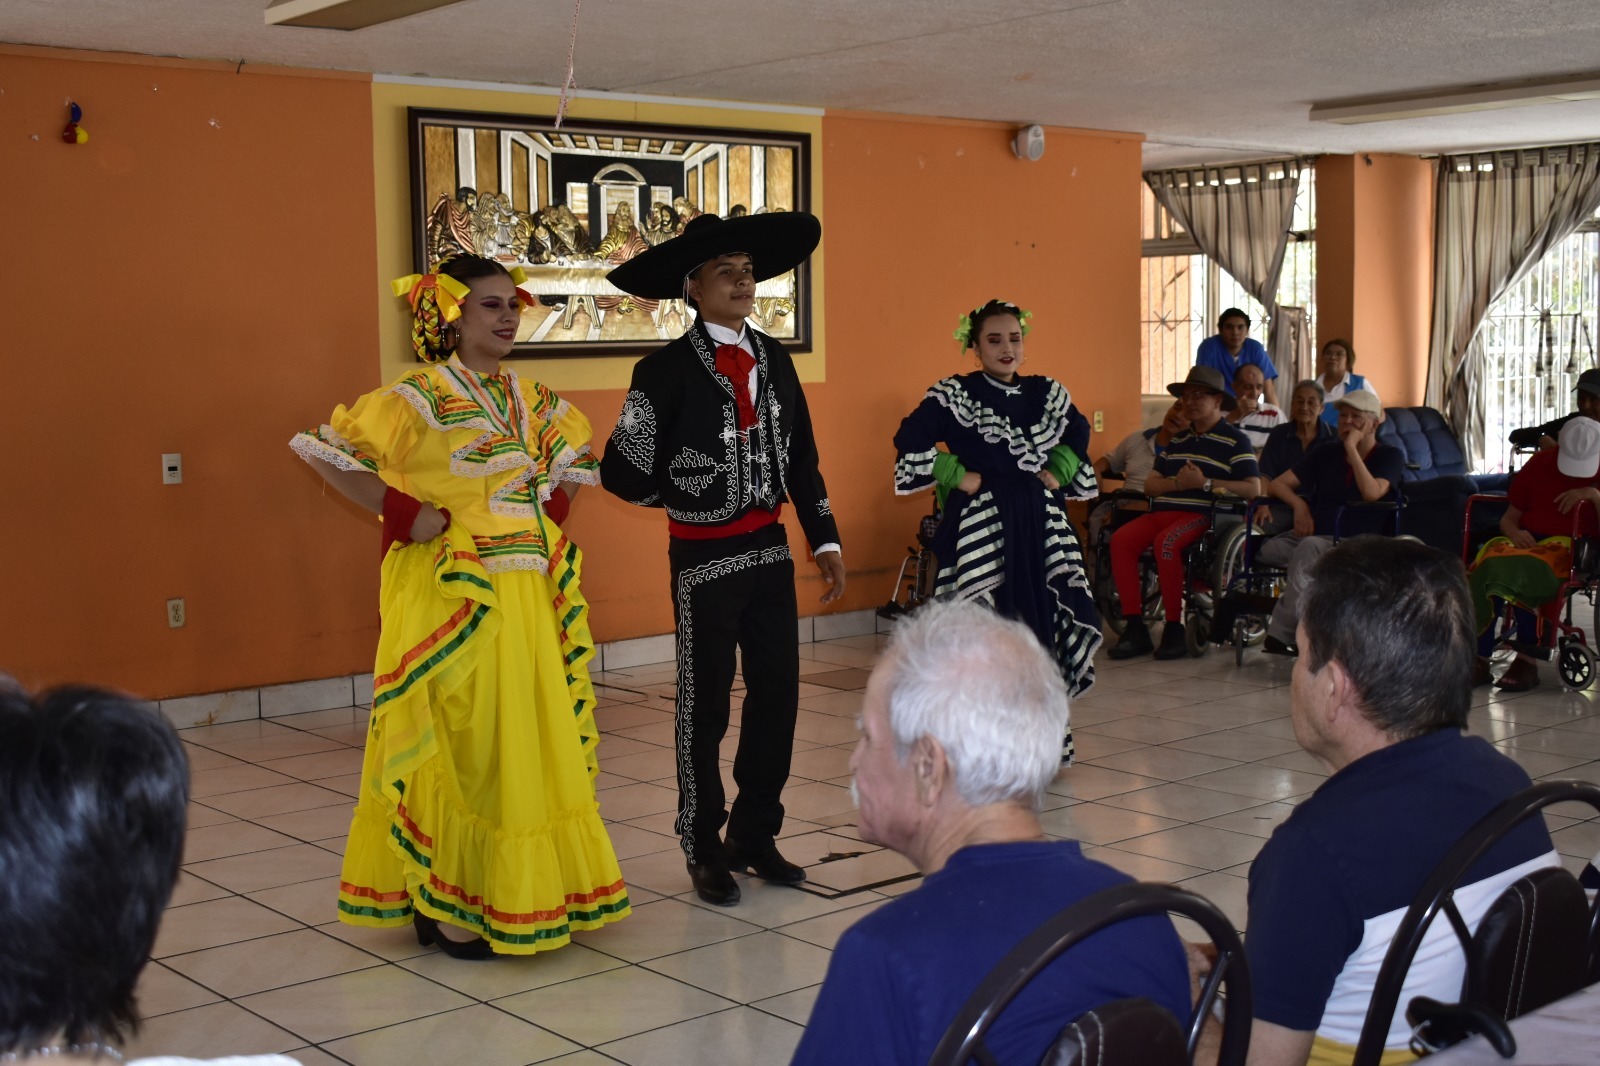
[607,211,821,299]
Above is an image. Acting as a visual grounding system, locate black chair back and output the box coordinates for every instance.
[1467,865,1591,1019]
[1351,780,1600,1066]
[927,881,1251,1066]
[1039,997,1187,1066]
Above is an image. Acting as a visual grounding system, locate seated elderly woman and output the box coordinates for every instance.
[1260,379,1334,481]
[0,683,297,1066]
[1315,338,1380,427]
[1471,418,1600,692]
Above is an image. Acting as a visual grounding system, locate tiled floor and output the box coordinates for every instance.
[134,636,1600,1065]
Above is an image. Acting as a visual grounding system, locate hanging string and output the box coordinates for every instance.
[553,0,582,129]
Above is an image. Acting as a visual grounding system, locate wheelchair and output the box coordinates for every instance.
[1462,493,1600,692]
[1098,493,1252,657]
[877,504,941,620]
[1210,495,1409,665]
[1089,485,1164,637]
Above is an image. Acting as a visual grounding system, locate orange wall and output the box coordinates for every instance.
[1315,154,1434,405]
[0,47,1143,698]
[807,113,1145,608]
[0,47,382,698]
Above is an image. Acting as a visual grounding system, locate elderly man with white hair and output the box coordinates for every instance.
[790,601,1190,1066]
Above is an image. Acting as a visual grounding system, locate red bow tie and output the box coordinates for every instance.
[715,343,758,430]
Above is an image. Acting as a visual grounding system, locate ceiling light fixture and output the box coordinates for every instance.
[265,0,474,31]
[1310,72,1600,124]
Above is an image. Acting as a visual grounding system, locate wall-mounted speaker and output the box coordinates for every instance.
[1011,124,1045,162]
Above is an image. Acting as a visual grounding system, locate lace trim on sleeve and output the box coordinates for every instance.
[928,376,1072,473]
[289,427,378,473]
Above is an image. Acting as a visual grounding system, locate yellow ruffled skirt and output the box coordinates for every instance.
[336,520,630,953]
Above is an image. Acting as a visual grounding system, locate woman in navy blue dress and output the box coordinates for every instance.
[893,300,1100,751]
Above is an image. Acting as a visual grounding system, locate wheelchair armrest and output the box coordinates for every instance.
[1209,495,1249,515]
[1406,996,1516,1059]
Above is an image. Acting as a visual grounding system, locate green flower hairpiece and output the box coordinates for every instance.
[952,313,974,347]
[955,302,1034,348]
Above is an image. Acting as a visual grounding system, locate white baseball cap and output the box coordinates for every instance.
[1557,417,1600,478]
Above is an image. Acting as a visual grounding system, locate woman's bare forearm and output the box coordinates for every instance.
[307,456,387,515]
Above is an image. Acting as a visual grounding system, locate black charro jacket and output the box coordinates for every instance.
[599,322,841,552]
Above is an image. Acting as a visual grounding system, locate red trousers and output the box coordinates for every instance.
[1110,510,1211,622]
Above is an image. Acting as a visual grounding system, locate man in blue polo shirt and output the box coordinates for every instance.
[1249,389,1404,656]
[792,601,1190,1066]
[1244,537,1558,1066]
[1196,307,1280,404]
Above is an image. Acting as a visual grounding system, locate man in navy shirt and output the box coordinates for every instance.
[1252,390,1403,656]
[791,601,1190,1065]
[1243,538,1557,1065]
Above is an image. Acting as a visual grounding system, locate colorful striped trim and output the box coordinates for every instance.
[372,601,491,710]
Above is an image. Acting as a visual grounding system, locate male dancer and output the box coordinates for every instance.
[600,211,845,906]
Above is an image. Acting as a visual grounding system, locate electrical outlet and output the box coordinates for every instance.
[167,598,185,628]
[1092,410,1104,433]
[162,453,183,485]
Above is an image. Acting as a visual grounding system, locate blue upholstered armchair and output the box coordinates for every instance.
[1376,407,1511,552]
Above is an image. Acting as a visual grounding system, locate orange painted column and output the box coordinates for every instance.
[1314,154,1435,405]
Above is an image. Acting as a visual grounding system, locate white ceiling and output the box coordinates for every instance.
[7,0,1600,166]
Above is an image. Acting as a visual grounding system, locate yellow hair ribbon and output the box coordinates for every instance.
[391,272,471,323]
[506,265,537,309]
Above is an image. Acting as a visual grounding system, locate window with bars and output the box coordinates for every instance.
[1138,170,1316,395]
[1475,210,1600,473]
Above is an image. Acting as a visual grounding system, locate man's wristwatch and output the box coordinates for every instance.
[1202,478,1214,493]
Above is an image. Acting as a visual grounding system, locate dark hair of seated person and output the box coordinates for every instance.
[0,683,190,1055]
[1300,536,1474,739]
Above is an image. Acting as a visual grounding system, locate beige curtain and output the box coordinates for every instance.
[1144,158,1311,376]
[1428,143,1600,464]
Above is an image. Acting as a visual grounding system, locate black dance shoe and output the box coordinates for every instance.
[414,912,495,960]
[725,838,807,885]
[687,859,742,906]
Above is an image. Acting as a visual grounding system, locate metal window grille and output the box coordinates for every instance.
[1476,211,1600,473]
[1140,170,1316,395]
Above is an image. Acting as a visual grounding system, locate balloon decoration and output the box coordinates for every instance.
[61,101,88,145]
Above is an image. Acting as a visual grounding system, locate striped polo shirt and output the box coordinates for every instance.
[1150,420,1259,510]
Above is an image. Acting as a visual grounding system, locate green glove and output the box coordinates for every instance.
[1045,444,1082,489]
[932,451,967,509]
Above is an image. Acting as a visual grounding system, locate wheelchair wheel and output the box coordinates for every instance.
[1558,639,1596,692]
[1214,521,1268,654]
[1185,604,1212,658]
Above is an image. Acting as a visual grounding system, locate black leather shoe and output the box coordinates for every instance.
[1153,621,1188,660]
[1108,620,1154,659]
[725,838,807,885]
[1263,635,1298,657]
[687,859,741,906]
[414,912,495,960]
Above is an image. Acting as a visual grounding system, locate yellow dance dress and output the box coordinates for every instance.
[291,356,630,953]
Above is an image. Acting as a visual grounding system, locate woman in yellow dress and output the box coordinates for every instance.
[291,254,629,958]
